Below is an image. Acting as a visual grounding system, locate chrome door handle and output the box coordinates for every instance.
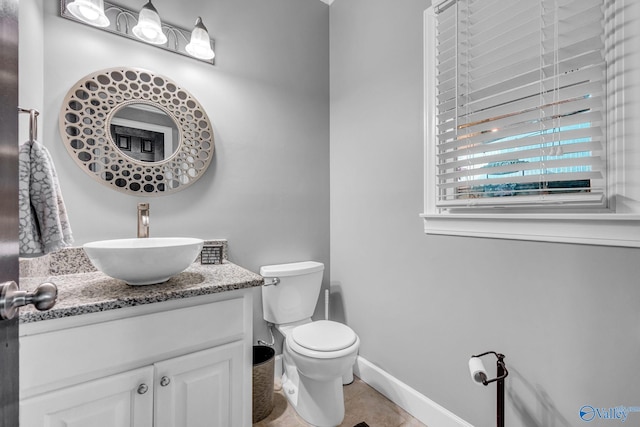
[160,376,170,387]
[0,281,58,320]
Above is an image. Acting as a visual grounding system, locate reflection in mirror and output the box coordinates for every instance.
[59,67,214,195]
[110,104,180,163]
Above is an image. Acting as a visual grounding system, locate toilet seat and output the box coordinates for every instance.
[287,320,359,359]
[292,320,357,351]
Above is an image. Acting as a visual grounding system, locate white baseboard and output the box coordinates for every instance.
[354,356,474,427]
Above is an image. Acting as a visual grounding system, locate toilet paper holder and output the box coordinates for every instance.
[470,351,508,385]
[469,351,508,427]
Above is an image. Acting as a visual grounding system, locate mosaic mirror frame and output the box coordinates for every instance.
[59,67,214,195]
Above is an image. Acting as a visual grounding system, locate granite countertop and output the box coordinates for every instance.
[19,243,263,324]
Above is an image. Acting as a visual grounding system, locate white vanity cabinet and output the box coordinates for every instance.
[19,290,253,427]
[21,366,155,427]
[154,342,244,427]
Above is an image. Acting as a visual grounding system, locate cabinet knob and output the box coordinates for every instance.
[137,384,149,394]
[160,376,170,387]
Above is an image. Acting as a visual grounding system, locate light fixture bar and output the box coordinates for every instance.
[60,0,215,65]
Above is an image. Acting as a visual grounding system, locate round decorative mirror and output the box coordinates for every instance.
[59,67,214,195]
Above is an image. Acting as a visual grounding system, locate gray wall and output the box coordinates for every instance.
[21,0,329,339]
[330,1,640,427]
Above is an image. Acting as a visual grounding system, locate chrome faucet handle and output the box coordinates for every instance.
[0,281,58,320]
[137,202,150,238]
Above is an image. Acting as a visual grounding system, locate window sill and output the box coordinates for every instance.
[420,213,640,247]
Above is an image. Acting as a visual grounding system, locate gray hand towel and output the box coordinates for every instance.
[19,140,74,256]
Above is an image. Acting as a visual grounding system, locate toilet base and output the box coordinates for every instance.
[281,351,346,427]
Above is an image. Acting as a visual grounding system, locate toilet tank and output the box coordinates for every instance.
[260,261,324,325]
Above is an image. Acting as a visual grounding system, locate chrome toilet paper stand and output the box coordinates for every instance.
[471,351,509,427]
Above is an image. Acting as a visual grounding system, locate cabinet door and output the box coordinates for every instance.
[154,341,244,427]
[21,366,154,427]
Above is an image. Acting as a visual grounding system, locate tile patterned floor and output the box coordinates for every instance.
[253,376,427,427]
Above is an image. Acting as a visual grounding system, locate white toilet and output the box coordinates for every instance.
[260,261,360,427]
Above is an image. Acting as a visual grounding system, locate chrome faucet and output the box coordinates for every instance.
[137,203,150,238]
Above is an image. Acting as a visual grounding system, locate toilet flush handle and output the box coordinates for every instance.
[263,277,280,287]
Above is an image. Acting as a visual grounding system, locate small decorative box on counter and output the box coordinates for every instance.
[200,245,223,265]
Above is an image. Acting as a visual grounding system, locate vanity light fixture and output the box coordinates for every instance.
[131,1,167,45]
[185,17,215,60]
[60,0,215,65]
[65,0,110,27]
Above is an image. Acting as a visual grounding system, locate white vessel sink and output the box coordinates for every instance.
[83,237,204,285]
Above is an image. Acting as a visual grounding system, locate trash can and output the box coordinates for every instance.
[252,345,275,423]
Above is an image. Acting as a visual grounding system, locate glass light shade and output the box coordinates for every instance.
[132,1,167,45]
[66,0,110,27]
[185,17,215,60]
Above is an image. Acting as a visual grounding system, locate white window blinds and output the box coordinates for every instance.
[434,0,606,209]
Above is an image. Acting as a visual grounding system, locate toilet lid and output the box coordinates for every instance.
[291,320,357,352]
